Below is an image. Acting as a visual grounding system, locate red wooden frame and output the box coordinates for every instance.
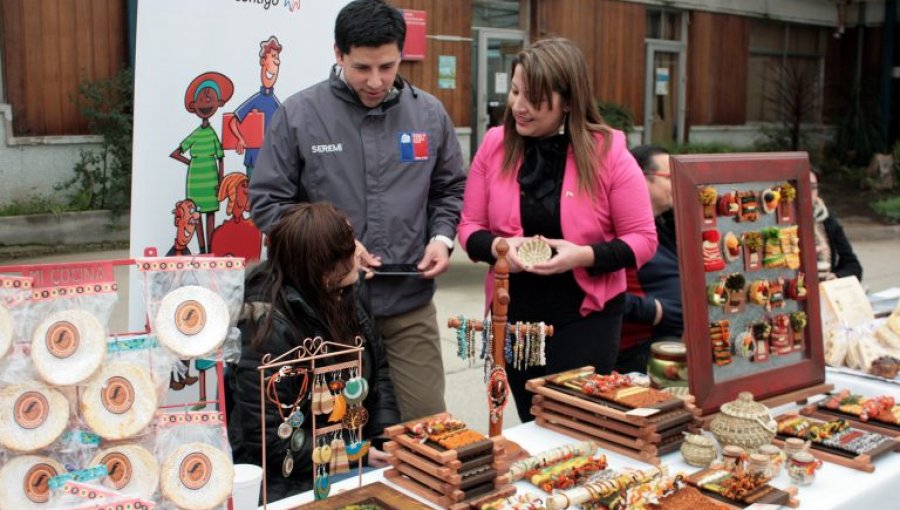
[670,152,825,414]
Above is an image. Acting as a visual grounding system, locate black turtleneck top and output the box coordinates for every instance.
[465,134,635,325]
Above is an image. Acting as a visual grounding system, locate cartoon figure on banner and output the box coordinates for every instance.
[166,199,200,256]
[225,36,282,181]
[210,173,262,261]
[170,71,234,254]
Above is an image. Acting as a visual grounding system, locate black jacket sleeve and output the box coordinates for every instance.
[825,217,863,281]
[624,292,658,325]
[229,312,313,480]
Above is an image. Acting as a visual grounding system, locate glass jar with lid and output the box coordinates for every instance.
[647,341,688,389]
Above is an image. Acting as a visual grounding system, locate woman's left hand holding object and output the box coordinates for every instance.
[526,237,594,275]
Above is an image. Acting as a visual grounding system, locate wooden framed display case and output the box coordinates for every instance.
[670,153,825,414]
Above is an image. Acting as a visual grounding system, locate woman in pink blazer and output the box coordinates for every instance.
[458,38,658,421]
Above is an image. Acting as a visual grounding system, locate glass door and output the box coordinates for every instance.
[475,28,526,147]
[644,42,686,144]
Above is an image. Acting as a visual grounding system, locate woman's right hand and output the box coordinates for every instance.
[491,236,529,273]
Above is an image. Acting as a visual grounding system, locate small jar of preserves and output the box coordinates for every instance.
[647,341,688,389]
[787,451,822,485]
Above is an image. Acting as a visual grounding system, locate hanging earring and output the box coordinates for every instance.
[314,464,330,500]
[320,374,334,415]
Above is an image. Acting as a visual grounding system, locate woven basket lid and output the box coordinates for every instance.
[684,433,715,446]
[721,392,769,420]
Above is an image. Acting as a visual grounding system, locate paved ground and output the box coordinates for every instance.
[4,224,898,433]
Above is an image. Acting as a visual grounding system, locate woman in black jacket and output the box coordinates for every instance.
[811,170,863,282]
[227,202,400,501]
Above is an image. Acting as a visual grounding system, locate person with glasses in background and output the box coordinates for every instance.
[615,145,683,373]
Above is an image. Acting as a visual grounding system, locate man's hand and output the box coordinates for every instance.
[356,239,382,279]
[527,237,593,275]
[235,139,246,155]
[417,240,450,279]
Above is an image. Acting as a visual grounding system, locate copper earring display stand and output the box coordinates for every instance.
[257,336,365,508]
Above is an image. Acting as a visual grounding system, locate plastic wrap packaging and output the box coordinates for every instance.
[0,453,68,510]
[155,411,234,510]
[24,281,118,387]
[79,334,174,442]
[136,257,245,364]
[0,275,33,363]
[50,479,157,510]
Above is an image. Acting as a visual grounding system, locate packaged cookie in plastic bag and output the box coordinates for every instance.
[155,411,234,510]
[137,257,245,363]
[25,279,119,387]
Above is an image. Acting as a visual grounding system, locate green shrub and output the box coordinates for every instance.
[56,68,133,214]
[871,196,900,223]
[0,194,71,217]
[662,142,748,154]
[597,101,635,133]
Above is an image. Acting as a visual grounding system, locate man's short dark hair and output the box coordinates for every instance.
[630,144,670,175]
[335,0,406,55]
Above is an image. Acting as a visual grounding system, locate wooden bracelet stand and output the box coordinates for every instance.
[526,367,701,465]
[382,412,516,510]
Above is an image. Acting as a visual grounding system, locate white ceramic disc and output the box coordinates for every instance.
[0,455,66,510]
[89,444,160,498]
[154,285,229,358]
[160,442,234,510]
[30,309,106,386]
[81,361,158,440]
[0,384,70,452]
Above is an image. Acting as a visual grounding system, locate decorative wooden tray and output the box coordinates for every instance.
[799,403,900,438]
[291,481,433,510]
[773,413,899,473]
[526,367,699,430]
[383,413,515,509]
[384,468,516,510]
[799,394,900,438]
[686,468,799,508]
[531,408,683,465]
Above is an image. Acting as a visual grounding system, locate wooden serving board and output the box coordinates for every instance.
[534,414,665,465]
[686,468,799,508]
[533,394,658,439]
[527,377,691,430]
[384,468,516,510]
[384,441,498,477]
[531,405,690,454]
[799,404,900,438]
[389,432,498,466]
[773,413,899,472]
[290,481,433,510]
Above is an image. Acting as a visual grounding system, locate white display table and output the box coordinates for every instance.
[265,370,899,509]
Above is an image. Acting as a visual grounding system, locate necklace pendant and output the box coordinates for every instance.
[277,421,293,439]
[291,428,306,452]
[282,452,294,477]
[288,409,305,428]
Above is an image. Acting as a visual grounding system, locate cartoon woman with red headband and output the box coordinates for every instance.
[170,72,234,253]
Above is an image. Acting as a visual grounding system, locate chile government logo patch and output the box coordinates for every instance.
[398,132,430,162]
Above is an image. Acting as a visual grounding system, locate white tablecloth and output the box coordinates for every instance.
[265,370,900,510]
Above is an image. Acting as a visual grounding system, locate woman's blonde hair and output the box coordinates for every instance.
[502,38,611,196]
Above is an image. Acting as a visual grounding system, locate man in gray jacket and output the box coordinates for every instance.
[249,0,465,421]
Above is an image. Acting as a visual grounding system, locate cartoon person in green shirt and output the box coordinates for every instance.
[170,72,234,253]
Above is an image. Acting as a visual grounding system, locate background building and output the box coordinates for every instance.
[0,0,896,202]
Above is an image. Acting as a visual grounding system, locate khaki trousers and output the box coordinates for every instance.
[375,301,446,421]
